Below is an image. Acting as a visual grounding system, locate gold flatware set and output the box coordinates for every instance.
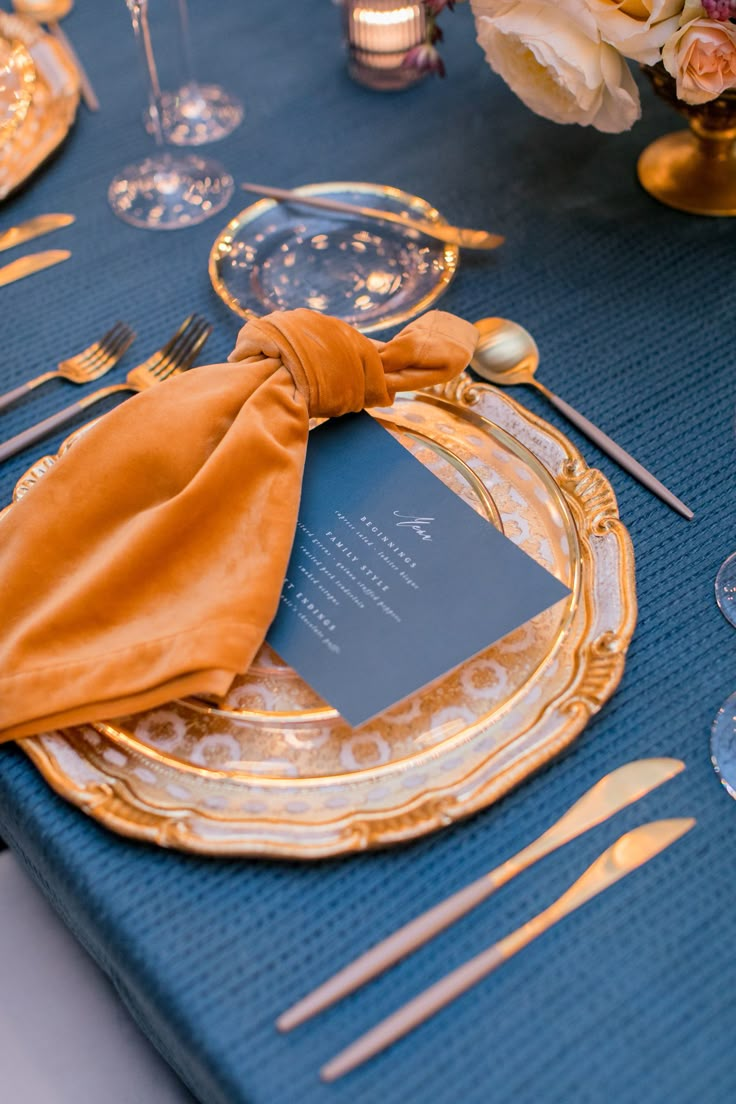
[0,314,211,463]
[276,757,694,1080]
[0,211,74,287]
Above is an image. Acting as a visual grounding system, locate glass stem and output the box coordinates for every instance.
[176,0,196,87]
[128,0,165,148]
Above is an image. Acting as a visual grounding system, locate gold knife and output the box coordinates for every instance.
[278,757,684,1032]
[0,214,75,253]
[240,182,504,251]
[321,817,696,1081]
[0,250,71,288]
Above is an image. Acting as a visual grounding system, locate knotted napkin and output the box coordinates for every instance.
[0,308,477,741]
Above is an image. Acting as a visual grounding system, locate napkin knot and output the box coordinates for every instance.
[229,309,391,418]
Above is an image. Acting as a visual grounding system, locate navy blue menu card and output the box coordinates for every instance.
[267,412,570,728]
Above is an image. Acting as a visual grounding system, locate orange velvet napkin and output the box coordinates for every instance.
[0,308,477,742]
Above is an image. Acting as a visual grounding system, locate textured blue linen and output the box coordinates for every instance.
[0,2,735,1102]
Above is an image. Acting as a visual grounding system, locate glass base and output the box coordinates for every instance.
[108,152,234,230]
[716,550,736,628]
[145,83,244,146]
[347,56,425,92]
[711,691,736,799]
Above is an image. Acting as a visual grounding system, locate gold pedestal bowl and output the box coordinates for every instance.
[639,65,736,217]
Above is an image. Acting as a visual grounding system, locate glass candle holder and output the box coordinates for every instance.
[343,0,426,92]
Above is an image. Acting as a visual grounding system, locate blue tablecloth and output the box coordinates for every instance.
[1,2,735,1101]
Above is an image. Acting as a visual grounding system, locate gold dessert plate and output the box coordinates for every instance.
[0,12,79,203]
[15,378,636,857]
[208,182,459,335]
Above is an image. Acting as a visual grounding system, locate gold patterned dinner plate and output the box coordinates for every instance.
[0,12,79,203]
[208,182,459,335]
[13,378,636,858]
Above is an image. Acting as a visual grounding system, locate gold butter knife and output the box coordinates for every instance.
[240,182,504,251]
[278,757,684,1032]
[0,213,75,253]
[321,817,695,1082]
[0,249,71,287]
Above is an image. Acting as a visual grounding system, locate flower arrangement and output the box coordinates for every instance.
[418,0,736,133]
[404,0,462,77]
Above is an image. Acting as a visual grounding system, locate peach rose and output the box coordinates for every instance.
[585,0,684,64]
[471,0,641,132]
[663,16,736,104]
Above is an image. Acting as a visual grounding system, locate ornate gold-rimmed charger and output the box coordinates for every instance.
[208,182,459,335]
[13,378,636,858]
[0,11,79,202]
[0,37,35,141]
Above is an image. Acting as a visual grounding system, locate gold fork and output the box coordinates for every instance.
[0,321,136,415]
[0,315,212,464]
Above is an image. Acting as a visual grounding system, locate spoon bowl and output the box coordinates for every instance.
[470,316,694,520]
[472,317,540,386]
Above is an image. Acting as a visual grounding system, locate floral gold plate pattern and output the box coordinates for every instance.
[0,12,79,203]
[0,37,35,142]
[208,182,459,335]
[14,379,636,858]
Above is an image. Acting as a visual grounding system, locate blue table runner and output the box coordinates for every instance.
[0,2,734,1101]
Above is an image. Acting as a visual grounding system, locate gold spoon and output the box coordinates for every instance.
[472,317,694,521]
[12,0,99,111]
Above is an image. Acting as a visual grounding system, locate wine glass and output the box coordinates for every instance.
[715,550,736,628]
[711,552,736,796]
[149,0,243,146]
[108,0,234,230]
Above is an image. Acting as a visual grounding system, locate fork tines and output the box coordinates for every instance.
[80,321,137,373]
[144,314,213,381]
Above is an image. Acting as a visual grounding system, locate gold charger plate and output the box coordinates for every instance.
[0,12,79,202]
[208,181,459,335]
[13,378,636,858]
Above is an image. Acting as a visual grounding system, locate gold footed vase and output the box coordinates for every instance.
[638,65,736,216]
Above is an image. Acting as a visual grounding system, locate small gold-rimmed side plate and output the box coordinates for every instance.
[0,12,79,203]
[14,380,636,858]
[208,182,459,335]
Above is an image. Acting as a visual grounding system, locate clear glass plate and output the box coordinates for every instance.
[208,182,459,334]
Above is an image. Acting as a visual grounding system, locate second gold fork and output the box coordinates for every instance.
[0,321,136,415]
[0,315,212,464]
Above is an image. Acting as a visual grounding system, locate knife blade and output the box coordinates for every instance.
[0,250,71,288]
[0,214,75,254]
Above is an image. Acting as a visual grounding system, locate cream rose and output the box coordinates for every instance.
[470,0,641,133]
[663,17,736,103]
[584,0,684,65]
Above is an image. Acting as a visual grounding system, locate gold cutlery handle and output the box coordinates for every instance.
[0,372,58,414]
[277,870,505,1032]
[0,385,130,463]
[535,382,694,521]
[321,941,508,1083]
